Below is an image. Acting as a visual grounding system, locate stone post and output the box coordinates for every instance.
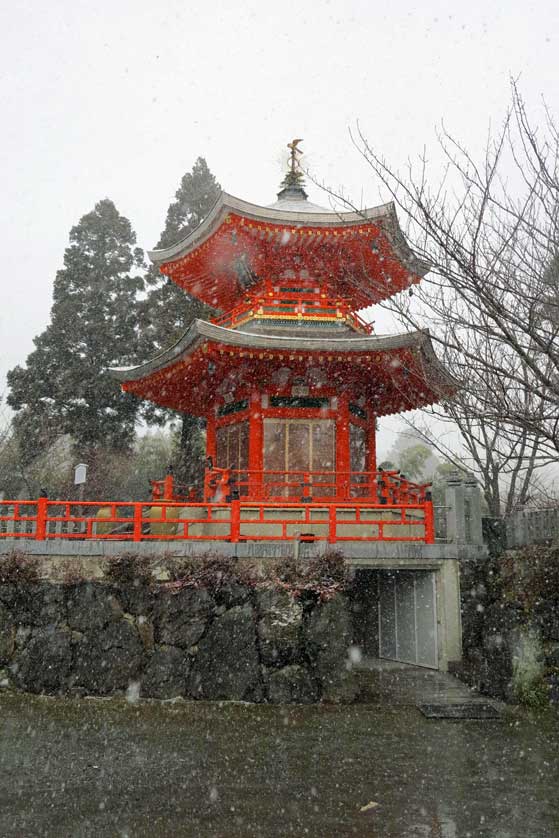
[463,472,484,546]
[445,472,466,544]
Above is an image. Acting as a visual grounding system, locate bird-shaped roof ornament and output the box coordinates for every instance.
[287,138,304,174]
[278,138,308,198]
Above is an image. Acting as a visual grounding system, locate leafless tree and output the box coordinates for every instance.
[312,81,559,514]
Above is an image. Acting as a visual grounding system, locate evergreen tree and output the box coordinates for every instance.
[142,157,221,353]
[7,199,145,461]
[141,158,221,486]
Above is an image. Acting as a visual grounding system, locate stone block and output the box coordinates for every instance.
[66,583,123,631]
[256,588,303,666]
[303,593,358,702]
[0,604,15,664]
[118,582,154,618]
[136,615,155,653]
[213,581,251,609]
[141,645,188,699]
[14,626,73,693]
[27,582,66,627]
[188,604,260,701]
[73,619,145,694]
[154,587,214,648]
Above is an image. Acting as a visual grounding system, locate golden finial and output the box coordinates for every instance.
[287,138,304,174]
[279,139,307,197]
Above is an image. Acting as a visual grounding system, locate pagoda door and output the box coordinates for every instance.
[263,419,335,499]
[215,421,249,495]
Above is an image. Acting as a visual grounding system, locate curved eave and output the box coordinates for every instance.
[148,191,429,279]
[110,319,457,396]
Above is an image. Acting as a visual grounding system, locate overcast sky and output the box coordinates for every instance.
[1,0,558,454]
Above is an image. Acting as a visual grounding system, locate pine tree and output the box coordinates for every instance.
[141,158,221,486]
[7,199,145,461]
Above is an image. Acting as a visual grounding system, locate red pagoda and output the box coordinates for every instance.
[112,146,456,543]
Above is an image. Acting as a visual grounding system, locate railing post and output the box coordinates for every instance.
[36,496,47,541]
[302,471,312,502]
[230,498,241,543]
[424,496,435,544]
[328,505,337,543]
[132,503,143,542]
[163,474,174,501]
[399,475,408,504]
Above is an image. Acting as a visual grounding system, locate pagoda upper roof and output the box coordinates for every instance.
[148,191,429,312]
[111,319,457,416]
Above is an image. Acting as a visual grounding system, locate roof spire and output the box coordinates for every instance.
[277,138,308,201]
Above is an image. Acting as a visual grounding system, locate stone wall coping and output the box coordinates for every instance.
[0,538,486,563]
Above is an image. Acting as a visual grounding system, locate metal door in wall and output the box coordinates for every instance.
[378,570,438,669]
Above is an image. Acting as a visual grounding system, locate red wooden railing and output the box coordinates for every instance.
[150,476,199,502]
[0,498,435,544]
[203,468,431,505]
[213,290,373,334]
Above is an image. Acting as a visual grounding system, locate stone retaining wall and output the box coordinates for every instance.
[0,578,359,704]
[458,548,559,706]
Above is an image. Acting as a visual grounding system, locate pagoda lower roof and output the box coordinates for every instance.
[148,192,429,312]
[111,320,458,416]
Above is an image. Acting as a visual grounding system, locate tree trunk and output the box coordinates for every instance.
[175,414,204,488]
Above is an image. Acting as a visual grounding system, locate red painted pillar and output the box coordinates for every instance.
[204,413,217,502]
[206,412,216,463]
[336,396,350,500]
[248,392,263,500]
[424,499,435,544]
[367,417,377,498]
[367,417,377,468]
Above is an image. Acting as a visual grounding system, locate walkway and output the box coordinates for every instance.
[356,658,500,708]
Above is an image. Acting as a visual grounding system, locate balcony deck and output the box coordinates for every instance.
[0,499,433,543]
[0,469,435,545]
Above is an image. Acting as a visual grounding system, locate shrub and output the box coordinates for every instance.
[516,677,550,710]
[270,549,349,601]
[0,551,39,585]
[162,552,257,591]
[104,553,155,586]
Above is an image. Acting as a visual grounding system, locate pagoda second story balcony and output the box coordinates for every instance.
[212,287,373,335]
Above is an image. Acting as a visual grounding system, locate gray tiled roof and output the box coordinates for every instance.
[147,191,429,280]
[110,319,455,389]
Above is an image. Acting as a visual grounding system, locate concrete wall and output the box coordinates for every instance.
[350,562,463,672]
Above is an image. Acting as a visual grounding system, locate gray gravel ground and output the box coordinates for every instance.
[0,692,558,837]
